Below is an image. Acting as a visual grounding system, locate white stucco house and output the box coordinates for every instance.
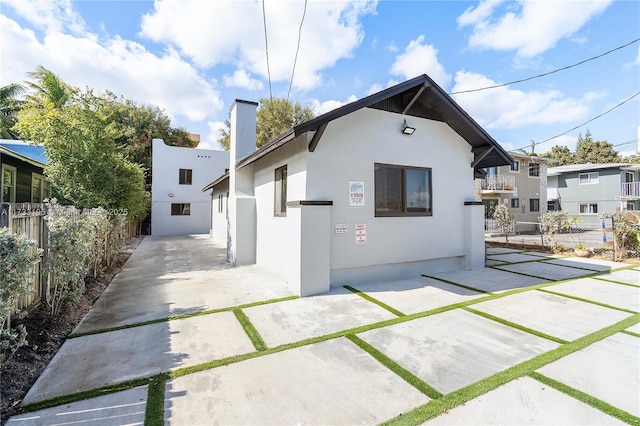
[203,75,512,296]
[151,139,229,236]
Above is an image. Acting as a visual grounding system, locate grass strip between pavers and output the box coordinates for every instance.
[233,309,267,351]
[537,288,639,314]
[346,334,442,399]
[594,276,640,288]
[464,307,568,344]
[490,265,599,282]
[623,330,640,338]
[144,375,167,426]
[420,274,491,294]
[379,313,640,426]
[344,285,406,317]
[529,372,640,425]
[70,295,299,338]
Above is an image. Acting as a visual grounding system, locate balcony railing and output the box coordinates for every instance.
[481,175,515,192]
[621,182,640,198]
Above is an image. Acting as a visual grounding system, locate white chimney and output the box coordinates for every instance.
[230,99,258,164]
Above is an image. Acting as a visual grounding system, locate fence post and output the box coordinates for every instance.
[0,203,10,229]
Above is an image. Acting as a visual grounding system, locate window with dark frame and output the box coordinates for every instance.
[274,165,287,217]
[375,163,432,217]
[511,198,519,208]
[179,169,193,185]
[510,161,519,172]
[529,198,540,212]
[171,203,191,216]
[528,163,540,177]
[217,194,223,213]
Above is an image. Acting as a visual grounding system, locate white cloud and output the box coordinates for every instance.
[202,120,227,150]
[389,35,451,88]
[452,71,590,129]
[310,95,358,115]
[139,0,377,90]
[366,79,400,96]
[223,70,264,91]
[386,41,398,52]
[0,14,223,124]
[2,0,86,34]
[458,0,612,57]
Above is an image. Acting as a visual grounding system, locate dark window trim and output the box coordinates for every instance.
[171,203,191,216]
[375,163,432,217]
[529,198,540,212]
[528,163,540,177]
[179,168,193,185]
[274,165,287,217]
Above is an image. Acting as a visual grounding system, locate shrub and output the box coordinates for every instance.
[0,228,40,366]
[539,210,569,252]
[493,203,513,243]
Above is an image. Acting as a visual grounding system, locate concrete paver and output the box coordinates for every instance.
[426,267,549,293]
[486,247,522,255]
[546,278,640,312]
[495,261,594,281]
[472,290,631,341]
[423,376,625,425]
[7,386,148,426]
[357,309,559,394]
[544,256,621,271]
[163,337,429,425]
[538,333,640,417]
[23,311,255,404]
[519,251,564,258]
[352,277,484,315]
[596,269,640,287]
[74,236,292,334]
[486,253,546,263]
[242,286,397,347]
[627,323,640,334]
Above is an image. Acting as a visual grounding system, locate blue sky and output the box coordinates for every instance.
[1,0,638,155]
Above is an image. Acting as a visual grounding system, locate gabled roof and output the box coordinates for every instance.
[0,140,47,168]
[548,163,640,176]
[204,75,512,192]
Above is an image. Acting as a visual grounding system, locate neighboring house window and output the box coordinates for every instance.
[547,201,556,211]
[626,202,635,210]
[31,173,45,203]
[511,198,519,208]
[578,172,599,184]
[375,163,432,217]
[1,164,16,203]
[528,163,540,177]
[179,169,193,185]
[510,161,519,172]
[274,165,287,217]
[529,198,540,212]
[579,203,598,214]
[171,203,190,215]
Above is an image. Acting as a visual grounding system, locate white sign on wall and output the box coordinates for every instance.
[355,223,366,244]
[349,181,365,207]
[335,224,348,235]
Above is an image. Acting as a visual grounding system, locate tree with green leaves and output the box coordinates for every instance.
[574,140,620,164]
[25,65,72,109]
[218,97,315,150]
[0,83,26,139]
[540,145,574,165]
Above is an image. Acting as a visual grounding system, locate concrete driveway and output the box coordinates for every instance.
[7,237,640,425]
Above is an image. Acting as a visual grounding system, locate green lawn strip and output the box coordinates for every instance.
[15,373,170,416]
[380,313,640,426]
[70,295,299,338]
[345,334,442,399]
[420,274,491,294]
[594,277,640,289]
[463,307,568,344]
[529,372,640,425]
[537,288,639,314]
[622,330,640,338]
[485,257,557,266]
[343,285,406,317]
[233,309,267,351]
[490,265,599,281]
[144,375,167,426]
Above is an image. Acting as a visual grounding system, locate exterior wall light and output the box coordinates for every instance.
[168,193,174,197]
[402,119,416,135]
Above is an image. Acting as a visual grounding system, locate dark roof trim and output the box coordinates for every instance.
[286,200,333,207]
[232,99,259,107]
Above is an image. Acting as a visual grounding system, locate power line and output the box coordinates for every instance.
[514,91,640,151]
[262,0,273,102]
[450,38,640,95]
[287,0,308,103]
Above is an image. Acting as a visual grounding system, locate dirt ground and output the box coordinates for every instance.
[0,236,143,425]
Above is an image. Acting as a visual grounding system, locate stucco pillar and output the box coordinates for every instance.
[463,201,485,270]
[287,201,332,296]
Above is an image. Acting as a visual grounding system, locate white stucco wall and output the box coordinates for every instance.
[306,108,476,285]
[151,139,229,236]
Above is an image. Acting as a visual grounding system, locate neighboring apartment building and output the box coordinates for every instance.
[476,153,554,233]
[547,163,640,227]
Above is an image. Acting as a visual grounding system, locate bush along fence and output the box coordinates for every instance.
[0,200,135,366]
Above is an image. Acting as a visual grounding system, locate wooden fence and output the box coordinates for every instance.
[1,203,139,321]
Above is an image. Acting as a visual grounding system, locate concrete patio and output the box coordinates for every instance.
[6,236,640,425]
